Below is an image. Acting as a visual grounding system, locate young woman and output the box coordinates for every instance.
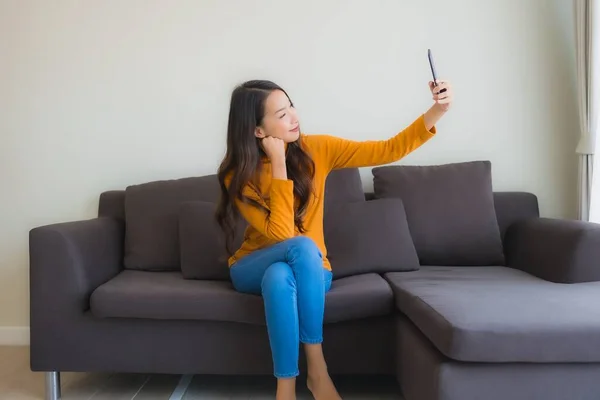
[216,79,453,400]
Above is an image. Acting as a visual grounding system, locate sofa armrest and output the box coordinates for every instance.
[505,217,600,283]
[29,217,124,320]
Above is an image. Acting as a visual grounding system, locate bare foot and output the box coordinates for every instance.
[307,373,342,400]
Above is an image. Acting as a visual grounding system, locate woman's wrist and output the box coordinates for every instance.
[424,103,447,131]
[271,159,288,180]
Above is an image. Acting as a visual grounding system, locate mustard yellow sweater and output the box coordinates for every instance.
[228,114,436,271]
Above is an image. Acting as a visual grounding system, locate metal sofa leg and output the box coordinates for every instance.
[45,371,61,400]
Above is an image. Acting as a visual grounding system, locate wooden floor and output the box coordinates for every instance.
[0,346,403,399]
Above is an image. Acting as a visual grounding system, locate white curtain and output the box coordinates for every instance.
[575,0,600,222]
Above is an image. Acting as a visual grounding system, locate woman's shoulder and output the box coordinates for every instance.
[300,132,338,153]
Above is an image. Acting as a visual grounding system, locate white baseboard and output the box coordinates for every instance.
[0,327,30,346]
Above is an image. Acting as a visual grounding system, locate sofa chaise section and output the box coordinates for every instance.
[387,216,600,400]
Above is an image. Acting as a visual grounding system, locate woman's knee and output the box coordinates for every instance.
[285,236,321,261]
[261,262,295,295]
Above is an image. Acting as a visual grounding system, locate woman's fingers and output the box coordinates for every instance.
[436,95,453,104]
[433,82,450,94]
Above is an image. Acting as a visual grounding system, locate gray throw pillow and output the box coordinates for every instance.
[324,198,420,279]
[372,160,505,266]
[179,201,246,280]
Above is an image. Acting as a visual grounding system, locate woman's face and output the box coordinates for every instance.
[255,90,300,143]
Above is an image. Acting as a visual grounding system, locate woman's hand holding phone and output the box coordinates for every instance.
[427,49,453,112]
[429,80,453,112]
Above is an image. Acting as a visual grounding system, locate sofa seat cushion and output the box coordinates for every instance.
[385,266,600,363]
[90,271,393,325]
[324,273,394,323]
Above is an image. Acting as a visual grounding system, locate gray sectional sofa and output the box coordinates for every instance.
[29,160,600,400]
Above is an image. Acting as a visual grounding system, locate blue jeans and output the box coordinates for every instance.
[229,236,333,378]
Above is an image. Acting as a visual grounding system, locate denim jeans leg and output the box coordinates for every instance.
[229,237,333,378]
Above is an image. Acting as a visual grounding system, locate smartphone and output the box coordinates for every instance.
[428,49,446,93]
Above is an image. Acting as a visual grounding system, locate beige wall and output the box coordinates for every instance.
[0,0,579,340]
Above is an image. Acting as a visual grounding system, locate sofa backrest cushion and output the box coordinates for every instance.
[372,160,505,266]
[119,168,366,272]
[323,167,365,208]
[363,191,540,241]
[98,190,126,220]
[123,175,221,271]
[324,198,420,279]
[493,192,539,240]
[179,201,246,280]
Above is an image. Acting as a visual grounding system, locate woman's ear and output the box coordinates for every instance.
[255,127,266,138]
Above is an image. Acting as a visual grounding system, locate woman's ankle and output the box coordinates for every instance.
[304,343,329,377]
[276,377,296,400]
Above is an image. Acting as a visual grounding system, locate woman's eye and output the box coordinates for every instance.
[279,113,286,119]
